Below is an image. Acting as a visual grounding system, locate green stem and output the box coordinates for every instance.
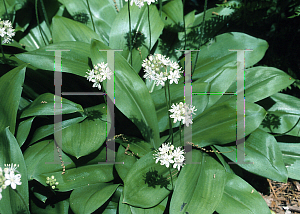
[35,0,47,45]
[192,0,207,75]
[169,166,174,190]
[147,4,151,53]
[183,0,186,50]
[159,0,162,18]
[165,81,173,143]
[2,0,8,17]
[0,38,6,62]
[40,0,52,35]
[128,2,133,66]
[14,189,30,214]
[86,0,95,32]
[167,81,173,143]
[179,121,182,146]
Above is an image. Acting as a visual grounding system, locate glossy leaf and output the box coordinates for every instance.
[278,142,300,180]
[0,127,30,214]
[16,41,90,77]
[24,140,113,191]
[16,116,35,147]
[70,183,119,214]
[123,151,177,208]
[172,98,266,148]
[170,149,226,214]
[0,64,26,135]
[20,93,84,118]
[90,39,161,149]
[52,16,103,43]
[109,3,164,72]
[215,172,271,214]
[215,129,288,182]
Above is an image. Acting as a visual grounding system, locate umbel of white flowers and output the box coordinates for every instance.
[153,142,185,171]
[0,19,15,44]
[85,62,113,90]
[125,0,158,8]
[0,163,22,200]
[142,53,183,86]
[169,102,197,127]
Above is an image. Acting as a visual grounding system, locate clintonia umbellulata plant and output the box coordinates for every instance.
[0,0,299,213]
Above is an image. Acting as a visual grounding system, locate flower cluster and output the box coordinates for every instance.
[0,163,22,200]
[142,53,183,87]
[125,0,157,8]
[153,143,185,171]
[169,102,197,127]
[46,175,59,189]
[0,19,15,44]
[85,62,113,90]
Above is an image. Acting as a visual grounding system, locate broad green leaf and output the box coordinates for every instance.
[90,39,161,149]
[24,140,113,191]
[19,21,52,51]
[119,192,168,214]
[16,116,35,147]
[0,0,26,18]
[70,183,119,214]
[52,16,103,43]
[278,142,300,180]
[109,3,164,72]
[59,0,119,45]
[62,116,107,158]
[170,149,226,214]
[186,32,269,82]
[260,93,300,137]
[161,0,183,29]
[20,93,83,118]
[172,98,266,148]
[0,127,30,214]
[115,145,138,182]
[123,151,177,208]
[215,172,271,214]
[29,116,86,145]
[150,82,209,132]
[0,64,26,135]
[215,129,288,182]
[16,41,90,77]
[244,67,294,103]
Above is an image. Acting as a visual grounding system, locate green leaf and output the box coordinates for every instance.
[0,64,26,135]
[278,142,300,180]
[123,151,177,208]
[90,39,161,149]
[52,16,103,43]
[59,0,119,45]
[150,82,209,132]
[244,67,294,103]
[259,93,300,137]
[0,127,30,214]
[16,41,90,77]
[215,129,288,183]
[70,183,119,214]
[189,32,269,82]
[30,199,70,214]
[20,93,83,118]
[170,149,226,214]
[29,115,86,145]
[161,0,183,29]
[62,116,107,158]
[24,140,113,191]
[119,192,168,214]
[172,98,266,148]
[109,3,164,72]
[215,172,271,214]
[16,116,35,147]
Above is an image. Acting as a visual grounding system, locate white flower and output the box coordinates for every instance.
[46,175,59,189]
[142,53,183,87]
[169,102,197,127]
[4,171,22,189]
[153,143,185,171]
[85,62,113,90]
[125,0,157,8]
[0,19,15,44]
